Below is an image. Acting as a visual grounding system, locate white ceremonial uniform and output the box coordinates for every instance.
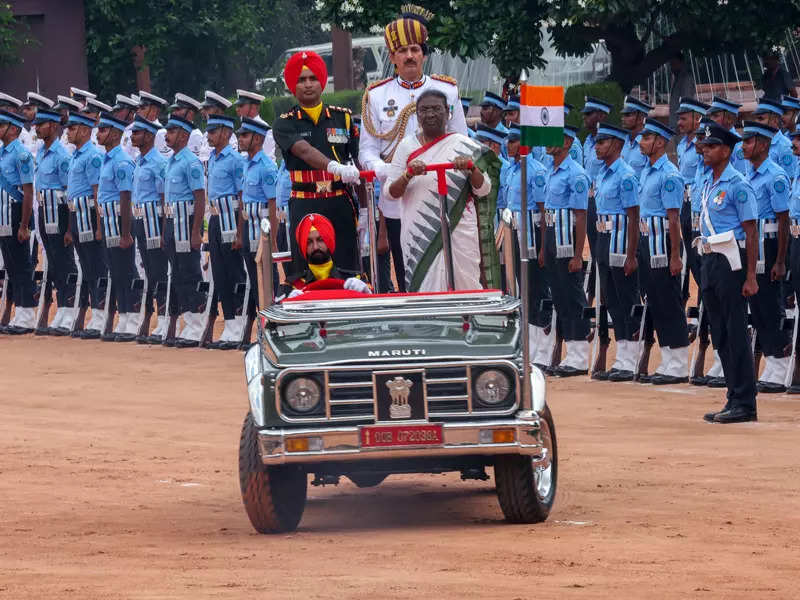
[121,123,137,159]
[359,74,468,220]
[154,128,173,160]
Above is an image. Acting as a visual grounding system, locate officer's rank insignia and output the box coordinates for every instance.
[326,128,349,144]
[705,126,711,138]
[383,99,397,118]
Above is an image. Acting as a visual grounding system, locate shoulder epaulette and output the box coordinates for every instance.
[431,74,458,86]
[367,77,393,91]
[329,105,352,114]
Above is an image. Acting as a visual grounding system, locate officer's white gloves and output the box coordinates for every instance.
[344,277,371,294]
[288,288,304,299]
[327,160,361,184]
[371,161,391,182]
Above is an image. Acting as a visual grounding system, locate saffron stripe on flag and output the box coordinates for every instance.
[521,126,564,148]
[520,85,563,107]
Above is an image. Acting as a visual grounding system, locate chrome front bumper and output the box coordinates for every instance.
[257,411,548,465]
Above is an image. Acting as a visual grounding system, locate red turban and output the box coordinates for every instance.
[283,51,328,96]
[296,213,335,259]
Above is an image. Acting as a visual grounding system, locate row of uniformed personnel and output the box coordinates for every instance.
[0,87,281,349]
[472,90,800,424]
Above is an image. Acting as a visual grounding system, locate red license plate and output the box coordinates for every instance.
[360,424,443,448]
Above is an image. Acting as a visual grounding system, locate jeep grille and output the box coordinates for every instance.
[275,360,520,423]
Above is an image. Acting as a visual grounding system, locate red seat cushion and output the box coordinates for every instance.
[282,289,500,303]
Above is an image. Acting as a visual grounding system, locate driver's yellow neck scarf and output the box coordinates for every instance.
[308,259,333,282]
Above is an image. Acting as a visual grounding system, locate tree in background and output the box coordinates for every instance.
[85,0,327,101]
[0,3,35,69]
[315,0,800,93]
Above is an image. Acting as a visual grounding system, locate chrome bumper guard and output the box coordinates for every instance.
[257,411,548,465]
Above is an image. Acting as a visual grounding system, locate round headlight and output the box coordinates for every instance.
[474,369,511,406]
[284,377,322,413]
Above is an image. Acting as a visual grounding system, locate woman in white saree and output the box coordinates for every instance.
[387,89,493,292]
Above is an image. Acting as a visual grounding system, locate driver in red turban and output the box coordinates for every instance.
[283,213,371,297]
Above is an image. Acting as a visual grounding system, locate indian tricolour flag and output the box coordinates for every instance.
[520,85,564,147]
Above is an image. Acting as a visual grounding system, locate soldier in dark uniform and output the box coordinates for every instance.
[272,50,362,276]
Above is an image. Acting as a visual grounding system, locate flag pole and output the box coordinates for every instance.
[518,70,532,410]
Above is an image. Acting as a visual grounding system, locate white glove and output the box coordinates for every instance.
[288,288,304,299]
[344,277,371,294]
[371,161,390,182]
[327,160,361,184]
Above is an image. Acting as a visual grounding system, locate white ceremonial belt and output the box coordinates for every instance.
[133,203,163,218]
[692,230,744,270]
[164,202,194,217]
[38,189,66,202]
[595,215,613,232]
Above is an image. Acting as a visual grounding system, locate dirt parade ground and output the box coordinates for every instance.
[1,336,799,599]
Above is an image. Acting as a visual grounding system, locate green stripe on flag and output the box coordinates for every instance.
[521,125,563,147]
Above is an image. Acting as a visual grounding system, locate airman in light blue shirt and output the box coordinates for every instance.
[133,147,166,204]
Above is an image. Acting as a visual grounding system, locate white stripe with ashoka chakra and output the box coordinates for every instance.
[520,105,564,128]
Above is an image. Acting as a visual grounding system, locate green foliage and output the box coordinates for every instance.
[0,3,35,68]
[84,0,327,101]
[564,81,624,141]
[548,0,800,92]
[314,0,800,93]
[315,0,548,81]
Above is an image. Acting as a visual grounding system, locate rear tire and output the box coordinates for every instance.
[494,404,557,523]
[238,412,307,533]
[347,473,388,488]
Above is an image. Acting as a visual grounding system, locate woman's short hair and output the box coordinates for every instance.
[416,89,448,109]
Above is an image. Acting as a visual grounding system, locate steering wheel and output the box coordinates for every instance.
[301,278,346,292]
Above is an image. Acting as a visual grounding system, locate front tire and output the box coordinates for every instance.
[238,412,307,533]
[494,404,557,523]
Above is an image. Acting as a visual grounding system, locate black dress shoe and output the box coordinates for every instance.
[591,368,614,381]
[217,341,240,350]
[787,384,800,394]
[690,375,709,386]
[136,334,149,344]
[163,337,177,347]
[6,326,33,335]
[714,406,757,424]
[651,374,689,385]
[70,329,83,338]
[34,326,51,336]
[80,329,101,340]
[0,324,8,334]
[608,369,634,382]
[703,410,720,423]
[554,365,588,377]
[146,334,164,345]
[757,380,786,393]
[533,363,549,373]
[175,337,199,348]
[50,327,71,337]
[101,332,118,342]
[706,376,727,388]
[115,333,136,342]
[636,373,653,383]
